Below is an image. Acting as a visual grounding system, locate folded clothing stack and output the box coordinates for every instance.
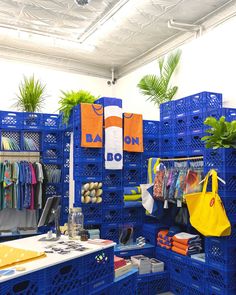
[124,186,142,202]
[157,226,181,250]
[172,232,202,256]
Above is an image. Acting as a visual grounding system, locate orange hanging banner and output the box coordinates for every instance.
[80,103,103,148]
[123,113,143,152]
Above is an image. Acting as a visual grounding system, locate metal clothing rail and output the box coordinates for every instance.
[159,156,203,161]
[0,151,40,162]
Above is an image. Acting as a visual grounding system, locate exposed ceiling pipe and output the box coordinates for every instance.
[168,19,203,36]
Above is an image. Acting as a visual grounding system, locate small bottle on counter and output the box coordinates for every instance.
[80,229,89,241]
[68,207,84,240]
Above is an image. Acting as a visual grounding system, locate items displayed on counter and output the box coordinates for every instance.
[23,138,38,151]
[81,182,103,204]
[87,229,100,239]
[119,225,133,245]
[114,255,132,278]
[104,98,123,170]
[136,236,146,247]
[124,186,142,202]
[157,230,172,250]
[123,113,143,152]
[172,232,202,256]
[1,137,20,151]
[186,169,231,237]
[80,103,103,148]
[45,167,61,183]
[44,240,88,255]
[153,160,204,208]
[0,161,45,210]
[131,255,164,274]
[0,244,46,269]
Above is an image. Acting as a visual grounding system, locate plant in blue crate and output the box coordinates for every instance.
[201,116,236,149]
[58,89,98,124]
[13,75,47,112]
[137,49,181,106]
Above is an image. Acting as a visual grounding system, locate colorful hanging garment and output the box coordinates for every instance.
[123,113,143,152]
[153,163,166,201]
[3,161,13,208]
[147,157,160,184]
[104,98,123,170]
[80,103,103,148]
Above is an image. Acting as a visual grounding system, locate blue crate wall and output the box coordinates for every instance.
[137,272,170,295]
[113,269,137,294]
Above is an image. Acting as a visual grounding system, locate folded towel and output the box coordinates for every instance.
[124,186,141,195]
[172,241,201,251]
[173,232,201,245]
[158,230,169,240]
[123,113,143,152]
[157,238,172,247]
[172,246,202,256]
[148,157,160,184]
[157,243,171,250]
[124,194,142,201]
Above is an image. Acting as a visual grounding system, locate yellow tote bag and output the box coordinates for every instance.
[185,169,231,237]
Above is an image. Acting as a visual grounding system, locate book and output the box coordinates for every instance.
[115,262,132,278]
[114,255,126,270]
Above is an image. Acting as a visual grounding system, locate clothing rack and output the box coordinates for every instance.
[159,156,203,162]
[0,151,40,162]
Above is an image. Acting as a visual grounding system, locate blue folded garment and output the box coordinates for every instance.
[124,186,141,195]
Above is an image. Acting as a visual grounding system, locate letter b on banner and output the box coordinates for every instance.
[107,153,122,162]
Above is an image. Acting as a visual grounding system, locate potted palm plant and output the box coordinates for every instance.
[58,90,98,125]
[137,50,181,106]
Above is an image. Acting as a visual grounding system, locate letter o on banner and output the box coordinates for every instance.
[124,136,131,144]
[114,153,122,162]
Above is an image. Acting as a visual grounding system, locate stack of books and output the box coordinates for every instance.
[114,256,132,278]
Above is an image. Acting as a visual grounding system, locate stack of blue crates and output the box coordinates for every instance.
[160,91,223,157]
[72,105,103,225]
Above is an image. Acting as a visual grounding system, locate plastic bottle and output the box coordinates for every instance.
[68,207,84,239]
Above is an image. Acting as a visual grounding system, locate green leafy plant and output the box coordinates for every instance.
[137,49,181,107]
[14,75,47,112]
[58,90,98,124]
[201,116,236,149]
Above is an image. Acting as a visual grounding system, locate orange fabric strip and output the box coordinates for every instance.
[172,241,188,251]
[105,116,122,128]
[172,246,187,256]
[80,103,103,148]
[172,236,190,246]
[123,113,143,152]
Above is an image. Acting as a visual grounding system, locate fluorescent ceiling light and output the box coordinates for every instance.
[78,0,138,44]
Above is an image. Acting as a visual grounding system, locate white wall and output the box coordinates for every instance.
[115,16,236,120]
[0,59,113,113]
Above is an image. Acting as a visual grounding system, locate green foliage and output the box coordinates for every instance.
[201,116,236,149]
[58,90,98,124]
[14,75,46,112]
[137,50,181,106]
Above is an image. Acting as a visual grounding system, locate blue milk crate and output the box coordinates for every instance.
[1,130,21,151]
[123,207,144,224]
[141,152,158,169]
[42,114,60,130]
[204,148,236,169]
[137,274,149,295]
[123,167,142,186]
[143,136,159,153]
[42,131,62,148]
[188,91,222,113]
[82,204,102,224]
[155,247,171,270]
[206,108,223,121]
[160,116,173,135]
[160,135,173,155]
[188,132,205,155]
[205,237,236,270]
[143,223,167,246]
[170,280,187,295]
[143,120,159,136]
[170,252,188,283]
[45,183,62,195]
[174,97,189,116]
[90,284,112,295]
[222,197,236,220]
[23,112,42,130]
[207,267,236,291]
[0,269,45,295]
[44,257,84,295]
[101,224,121,243]
[115,244,154,259]
[186,258,206,292]
[42,147,63,164]
[124,152,142,166]
[23,131,41,151]
[160,101,174,119]
[174,114,188,135]
[187,286,205,295]
[102,206,123,224]
[222,108,236,122]
[188,112,206,133]
[174,135,188,156]
[103,170,123,188]
[74,161,102,181]
[207,167,236,192]
[149,271,170,295]
[207,284,236,295]
[74,145,103,162]
[63,158,70,170]
[0,111,23,129]
[114,269,137,294]
[103,188,124,206]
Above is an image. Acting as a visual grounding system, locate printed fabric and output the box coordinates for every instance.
[123,113,143,152]
[153,163,166,201]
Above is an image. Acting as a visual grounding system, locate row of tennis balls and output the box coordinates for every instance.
[81,182,103,204]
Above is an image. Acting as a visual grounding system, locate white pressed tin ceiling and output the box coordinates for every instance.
[0,0,235,78]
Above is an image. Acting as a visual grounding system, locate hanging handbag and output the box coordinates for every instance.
[185,169,231,237]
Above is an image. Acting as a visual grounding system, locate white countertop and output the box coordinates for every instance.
[0,235,115,283]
